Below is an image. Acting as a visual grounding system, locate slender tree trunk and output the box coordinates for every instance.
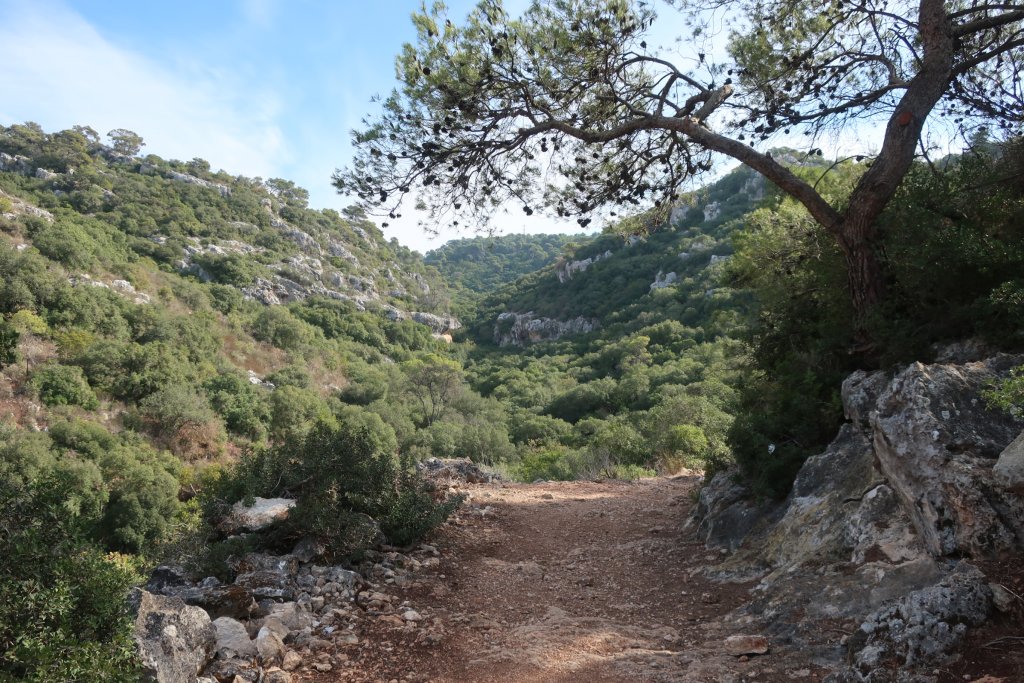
[835,217,886,327]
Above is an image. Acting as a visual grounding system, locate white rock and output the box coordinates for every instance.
[256,625,286,662]
[994,430,1024,493]
[213,616,257,657]
[222,497,296,533]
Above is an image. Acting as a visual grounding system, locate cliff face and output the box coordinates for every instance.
[493,311,599,347]
[692,351,1024,680]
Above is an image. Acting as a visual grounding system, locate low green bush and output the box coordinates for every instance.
[0,475,142,681]
[207,420,461,560]
[31,363,99,409]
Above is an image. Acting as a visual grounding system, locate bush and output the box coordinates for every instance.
[31,364,99,409]
[0,319,17,368]
[139,384,225,458]
[46,420,182,553]
[208,420,461,559]
[0,475,142,681]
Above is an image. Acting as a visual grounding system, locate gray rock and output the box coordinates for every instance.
[264,668,293,683]
[993,430,1024,493]
[221,497,296,534]
[175,584,258,620]
[282,650,303,671]
[130,589,216,683]
[870,357,1024,557]
[722,634,769,655]
[212,616,257,657]
[689,471,776,552]
[167,170,231,197]
[266,602,313,632]
[256,625,286,662]
[841,369,890,428]
[234,570,293,600]
[417,457,500,484]
[843,564,992,678]
[410,311,461,333]
[494,311,599,347]
[649,270,678,290]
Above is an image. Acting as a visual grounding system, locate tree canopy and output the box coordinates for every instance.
[335,0,1023,328]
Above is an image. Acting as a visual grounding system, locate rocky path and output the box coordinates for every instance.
[312,476,832,683]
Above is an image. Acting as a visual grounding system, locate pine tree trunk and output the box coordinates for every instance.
[836,218,885,350]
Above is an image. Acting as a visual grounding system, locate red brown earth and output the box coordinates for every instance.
[297,475,1020,683]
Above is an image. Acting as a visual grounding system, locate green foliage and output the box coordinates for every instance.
[31,363,99,409]
[204,372,271,441]
[138,384,226,458]
[725,144,1024,496]
[250,306,318,351]
[516,446,577,482]
[426,233,587,316]
[0,476,142,682]
[209,420,461,557]
[0,319,18,368]
[983,365,1024,416]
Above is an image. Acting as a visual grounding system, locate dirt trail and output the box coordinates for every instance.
[315,476,832,683]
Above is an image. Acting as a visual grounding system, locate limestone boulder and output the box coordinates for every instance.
[130,589,216,683]
[834,564,993,681]
[993,430,1024,493]
[212,616,257,658]
[870,357,1024,557]
[221,497,296,534]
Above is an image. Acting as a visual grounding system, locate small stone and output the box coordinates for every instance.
[990,583,1017,613]
[723,634,769,656]
[256,625,286,662]
[282,651,303,671]
[402,609,422,622]
[541,493,554,499]
[264,667,292,683]
[313,662,332,672]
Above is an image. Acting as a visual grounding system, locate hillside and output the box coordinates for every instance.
[3,123,1024,683]
[425,233,588,317]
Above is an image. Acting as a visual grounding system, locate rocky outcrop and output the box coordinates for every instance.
[869,356,1024,557]
[692,354,1024,679]
[417,457,502,484]
[221,497,296,534]
[994,431,1024,492]
[494,311,599,347]
[830,565,993,683]
[555,250,613,283]
[0,152,33,175]
[167,170,232,197]
[649,270,678,291]
[130,589,216,683]
[143,540,447,682]
[0,189,54,222]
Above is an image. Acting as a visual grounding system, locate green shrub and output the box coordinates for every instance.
[204,372,271,440]
[0,475,142,681]
[208,420,461,559]
[138,384,225,459]
[46,420,181,553]
[31,364,99,409]
[516,446,577,482]
[0,319,17,368]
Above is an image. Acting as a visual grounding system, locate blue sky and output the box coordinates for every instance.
[0,0,898,252]
[0,0,555,252]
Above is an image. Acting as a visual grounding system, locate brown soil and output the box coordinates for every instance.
[311,476,833,683]
[306,476,1020,682]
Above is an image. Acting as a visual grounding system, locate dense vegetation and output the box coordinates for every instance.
[425,233,587,317]
[2,121,1022,678]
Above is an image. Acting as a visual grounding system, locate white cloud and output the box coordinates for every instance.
[0,0,287,179]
